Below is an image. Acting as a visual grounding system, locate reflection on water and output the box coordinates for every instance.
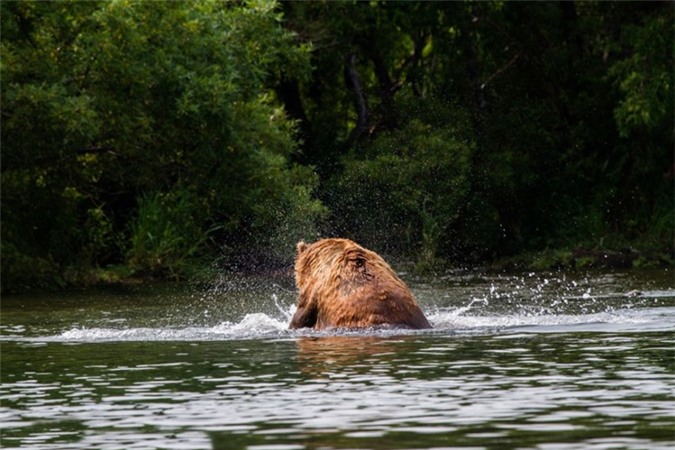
[1,270,674,449]
[295,335,414,376]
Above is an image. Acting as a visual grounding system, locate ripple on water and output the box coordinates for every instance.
[14,305,666,343]
[1,274,673,450]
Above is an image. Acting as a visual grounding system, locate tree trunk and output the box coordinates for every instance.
[344,53,369,146]
[276,78,313,162]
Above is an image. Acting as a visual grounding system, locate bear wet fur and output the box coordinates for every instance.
[289,238,432,330]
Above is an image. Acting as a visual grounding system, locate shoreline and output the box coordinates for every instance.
[3,245,672,295]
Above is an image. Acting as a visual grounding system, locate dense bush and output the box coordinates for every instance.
[285,1,673,263]
[1,1,672,292]
[1,0,323,291]
[326,103,474,265]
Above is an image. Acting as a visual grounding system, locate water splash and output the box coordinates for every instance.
[428,307,672,333]
[273,293,295,321]
[14,302,674,343]
[3,271,672,343]
[53,313,290,342]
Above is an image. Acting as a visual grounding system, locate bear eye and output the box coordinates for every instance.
[354,258,365,268]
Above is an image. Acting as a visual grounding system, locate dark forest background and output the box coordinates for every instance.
[2,1,673,292]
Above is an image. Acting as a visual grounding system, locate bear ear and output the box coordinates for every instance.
[297,241,309,255]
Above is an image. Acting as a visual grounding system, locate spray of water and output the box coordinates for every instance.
[3,270,670,343]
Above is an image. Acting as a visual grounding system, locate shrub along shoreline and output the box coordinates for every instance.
[2,1,672,293]
[3,241,672,294]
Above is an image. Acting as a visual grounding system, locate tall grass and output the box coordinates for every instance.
[127,190,209,279]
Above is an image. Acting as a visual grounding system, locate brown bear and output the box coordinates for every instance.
[289,238,432,330]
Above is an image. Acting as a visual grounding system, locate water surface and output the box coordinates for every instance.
[2,269,674,449]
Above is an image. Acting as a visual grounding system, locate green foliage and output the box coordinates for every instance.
[1,0,323,291]
[0,243,63,293]
[2,1,672,291]
[286,1,673,268]
[247,163,328,262]
[328,115,473,263]
[609,12,674,138]
[127,190,207,279]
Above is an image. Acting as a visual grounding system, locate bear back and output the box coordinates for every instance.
[290,238,432,330]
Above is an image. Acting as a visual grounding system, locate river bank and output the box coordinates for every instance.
[488,246,674,273]
[3,243,672,295]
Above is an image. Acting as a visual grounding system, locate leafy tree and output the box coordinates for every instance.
[1,0,324,290]
[281,0,673,263]
[2,0,672,292]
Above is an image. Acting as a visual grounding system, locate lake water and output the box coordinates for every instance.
[2,269,674,449]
